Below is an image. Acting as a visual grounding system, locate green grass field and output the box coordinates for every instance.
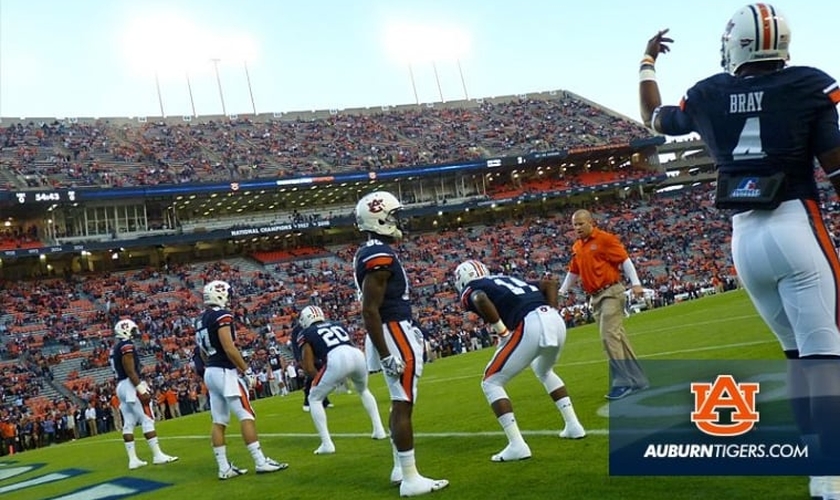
[3,290,813,500]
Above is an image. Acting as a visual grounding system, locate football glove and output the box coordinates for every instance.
[240,368,257,389]
[135,381,150,395]
[380,355,405,377]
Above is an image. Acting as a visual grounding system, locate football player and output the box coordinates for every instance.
[195,280,287,480]
[296,305,388,454]
[454,260,586,462]
[354,191,449,497]
[639,4,840,498]
[110,318,178,470]
[290,323,332,411]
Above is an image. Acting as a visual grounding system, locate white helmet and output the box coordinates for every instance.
[721,3,790,75]
[114,319,139,341]
[298,305,326,329]
[203,280,232,308]
[355,191,404,239]
[454,260,490,294]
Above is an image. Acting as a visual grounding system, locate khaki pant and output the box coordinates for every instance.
[591,283,648,389]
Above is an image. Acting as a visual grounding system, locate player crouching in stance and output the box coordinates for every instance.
[110,319,178,470]
[297,305,388,454]
[196,280,288,479]
[454,260,586,462]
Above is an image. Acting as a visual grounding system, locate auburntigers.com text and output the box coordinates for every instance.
[643,443,809,459]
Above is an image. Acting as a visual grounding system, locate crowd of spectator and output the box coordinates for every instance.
[0,92,651,189]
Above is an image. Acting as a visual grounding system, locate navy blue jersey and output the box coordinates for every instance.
[290,324,303,362]
[658,66,840,202]
[297,320,353,361]
[460,274,547,330]
[353,239,412,322]
[110,339,140,382]
[195,307,237,370]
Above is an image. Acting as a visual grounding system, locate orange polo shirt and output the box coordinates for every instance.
[569,227,629,294]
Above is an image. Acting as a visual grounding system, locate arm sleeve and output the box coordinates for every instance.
[654,102,695,136]
[621,258,642,287]
[559,273,579,295]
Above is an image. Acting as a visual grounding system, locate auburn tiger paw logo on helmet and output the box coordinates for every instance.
[367,198,385,213]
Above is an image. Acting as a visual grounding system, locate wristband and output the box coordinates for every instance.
[639,68,657,82]
[640,55,656,66]
[490,320,508,335]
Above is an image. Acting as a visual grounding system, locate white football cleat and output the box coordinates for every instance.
[372,429,388,440]
[218,462,248,480]
[153,454,179,465]
[390,466,403,485]
[559,425,587,439]
[314,443,336,455]
[399,476,449,497]
[128,458,148,470]
[821,476,840,500]
[810,476,825,499]
[302,405,310,412]
[255,457,288,473]
[490,443,532,462]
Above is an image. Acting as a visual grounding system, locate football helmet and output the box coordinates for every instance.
[454,260,490,294]
[114,318,139,341]
[355,191,405,239]
[721,3,790,75]
[203,280,232,308]
[298,305,326,329]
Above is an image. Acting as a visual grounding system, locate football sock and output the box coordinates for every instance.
[124,440,138,460]
[309,399,332,444]
[359,389,386,434]
[397,449,420,480]
[147,436,163,457]
[247,441,267,465]
[213,445,229,470]
[498,412,526,447]
[556,397,582,427]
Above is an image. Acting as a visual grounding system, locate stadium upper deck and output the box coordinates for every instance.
[0,89,652,190]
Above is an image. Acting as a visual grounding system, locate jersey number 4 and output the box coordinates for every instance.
[733,116,766,161]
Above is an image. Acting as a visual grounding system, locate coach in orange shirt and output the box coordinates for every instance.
[559,209,648,400]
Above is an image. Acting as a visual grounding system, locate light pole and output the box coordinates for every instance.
[432,61,444,102]
[154,71,165,117]
[408,63,419,105]
[211,58,227,116]
[457,59,469,101]
[244,61,257,115]
[185,71,197,117]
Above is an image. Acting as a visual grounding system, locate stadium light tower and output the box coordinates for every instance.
[154,71,165,117]
[185,71,197,117]
[457,59,469,101]
[244,60,257,115]
[408,63,419,105]
[432,62,444,102]
[211,58,227,116]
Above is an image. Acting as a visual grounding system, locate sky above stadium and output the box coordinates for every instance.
[0,0,837,123]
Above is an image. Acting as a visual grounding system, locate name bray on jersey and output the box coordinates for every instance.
[658,66,840,202]
[297,320,353,361]
[460,274,548,331]
[353,238,412,322]
[195,307,237,370]
[110,338,141,382]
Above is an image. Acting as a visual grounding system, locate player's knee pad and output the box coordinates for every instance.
[122,415,137,435]
[536,371,564,394]
[230,399,255,422]
[141,415,156,434]
[481,377,508,405]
